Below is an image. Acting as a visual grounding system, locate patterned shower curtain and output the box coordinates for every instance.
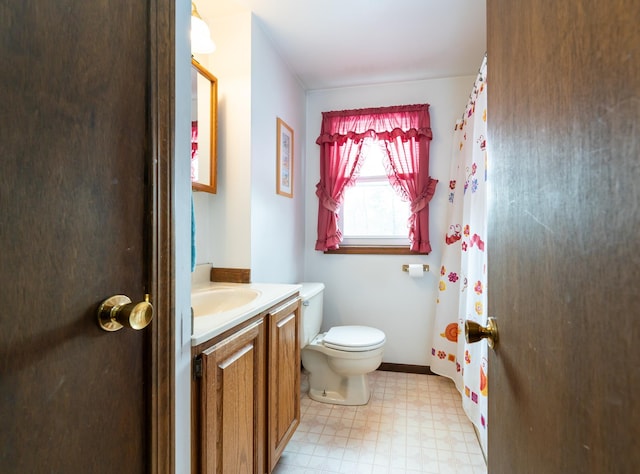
[430,55,488,454]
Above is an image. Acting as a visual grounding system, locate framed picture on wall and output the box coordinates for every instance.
[276,117,294,198]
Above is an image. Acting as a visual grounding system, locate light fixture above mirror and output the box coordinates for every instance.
[191,1,215,54]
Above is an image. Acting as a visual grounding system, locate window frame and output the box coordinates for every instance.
[338,176,412,247]
[326,154,426,255]
[323,245,424,255]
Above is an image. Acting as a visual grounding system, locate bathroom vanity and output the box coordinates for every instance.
[191,283,301,473]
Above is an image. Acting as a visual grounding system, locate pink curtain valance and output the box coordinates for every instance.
[316,104,432,146]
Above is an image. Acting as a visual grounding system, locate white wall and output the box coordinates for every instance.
[303,76,475,365]
[193,12,305,283]
[250,18,306,283]
[194,11,253,269]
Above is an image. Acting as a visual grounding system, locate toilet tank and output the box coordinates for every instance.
[298,282,325,347]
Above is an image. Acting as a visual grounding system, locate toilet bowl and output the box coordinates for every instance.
[298,283,386,405]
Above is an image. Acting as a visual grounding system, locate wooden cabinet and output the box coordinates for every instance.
[267,299,300,472]
[192,294,300,474]
[197,319,266,474]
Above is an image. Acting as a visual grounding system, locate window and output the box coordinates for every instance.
[340,140,411,246]
[314,104,437,254]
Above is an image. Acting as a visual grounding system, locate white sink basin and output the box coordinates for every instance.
[192,287,261,317]
[190,281,301,346]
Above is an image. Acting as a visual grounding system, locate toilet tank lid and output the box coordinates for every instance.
[298,282,325,300]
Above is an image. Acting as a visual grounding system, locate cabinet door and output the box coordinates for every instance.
[200,320,266,474]
[267,299,301,471]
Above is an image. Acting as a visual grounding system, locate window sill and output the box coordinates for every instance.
[323,246,428,255]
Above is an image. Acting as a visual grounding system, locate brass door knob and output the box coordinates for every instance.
[97,294,154,332]
[465,317,499,349]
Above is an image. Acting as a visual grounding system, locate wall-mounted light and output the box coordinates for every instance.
[191,1,215,54]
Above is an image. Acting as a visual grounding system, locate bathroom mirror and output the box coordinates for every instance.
[191,58,217,194]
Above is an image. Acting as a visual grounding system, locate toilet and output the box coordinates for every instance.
[298,282,386,405]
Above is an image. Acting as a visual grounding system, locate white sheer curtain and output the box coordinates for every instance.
[430,55,489,454]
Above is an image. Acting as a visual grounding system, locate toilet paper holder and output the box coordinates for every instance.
[402,264,429,273]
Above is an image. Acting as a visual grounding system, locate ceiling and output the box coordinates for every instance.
[201,0,487,90]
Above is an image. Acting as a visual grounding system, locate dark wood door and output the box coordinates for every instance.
[487,1,640,472]
[0,1,172,472]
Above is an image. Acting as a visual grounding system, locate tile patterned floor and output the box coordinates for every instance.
[273,370,487,474]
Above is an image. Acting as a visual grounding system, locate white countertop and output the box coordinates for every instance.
[191,282,301,346]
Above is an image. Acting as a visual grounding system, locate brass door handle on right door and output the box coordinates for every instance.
[465,317,499,349]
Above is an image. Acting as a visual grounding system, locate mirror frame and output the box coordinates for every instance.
[191,58,217,194]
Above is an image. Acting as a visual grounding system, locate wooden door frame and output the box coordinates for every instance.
[149,0,175,472]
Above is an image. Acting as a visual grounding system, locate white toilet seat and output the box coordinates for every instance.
[323,325,386,352]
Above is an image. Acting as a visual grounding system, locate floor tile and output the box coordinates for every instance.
[273,370,487,474]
